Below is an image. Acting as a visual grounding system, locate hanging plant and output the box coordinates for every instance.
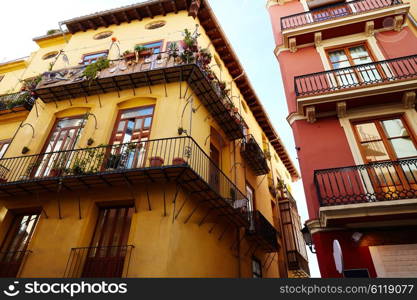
[82,58,110,82]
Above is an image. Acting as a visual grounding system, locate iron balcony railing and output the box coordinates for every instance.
[247,210,279,252]
[0,250,32,278]
[315,158,417,206]
[0,136,250,221]
[0,91,35,113]
[63,245,134,278]
[240,135,270,176]
[35,52,245,140]
[281,0,403,30]
[295,54,417,97]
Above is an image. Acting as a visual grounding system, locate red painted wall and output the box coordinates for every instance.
[291,117,357,218]
[268,1,305,46]
[313,231,377,278]
[277,47,325,113]
[376,27,417,58]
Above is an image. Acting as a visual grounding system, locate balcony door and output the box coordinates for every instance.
[353,116,417,200]
[0,212,40,277]
[82,206,134,278]
[35,117,85,177]
[327,44,381,87]
[209,144,220,193]
[108,106,154,170]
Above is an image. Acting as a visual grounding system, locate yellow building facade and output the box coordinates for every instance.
[0,0,308,278]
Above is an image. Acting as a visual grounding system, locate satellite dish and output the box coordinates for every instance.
[333,239,344,274]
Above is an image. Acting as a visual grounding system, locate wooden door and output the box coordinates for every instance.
[353,116,417,200]
[209,144,220,193]
[108,106,154,170]
[0,212,39,277]
[82,206,134,278]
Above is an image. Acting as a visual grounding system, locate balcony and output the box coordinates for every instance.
[295,55,417,117]
[63,245,134,278]
[0,91,35,116]
[34,53,245,140]
[0,250,32,278]
[315,158,417,226]
[281,0,408,47]
[240,135,270,176]
[0,136,250,228]
[246,210,279,252]
[278,188,310,277]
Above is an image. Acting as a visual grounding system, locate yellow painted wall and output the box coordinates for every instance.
[0,9,293,278]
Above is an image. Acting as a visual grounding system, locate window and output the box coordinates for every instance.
[35,117,86,177]
[93,31,113,40]
[352,116,417,162]
[327,43,381,85]
[0,139,11,159]
[145,20,166,30]
[109,106,155,169]
[82,205,134,277]
[81,51,108,65]
[246,183,255,212]
[0,211,40,277]
[42,51,59,60]
[252,257,262,278]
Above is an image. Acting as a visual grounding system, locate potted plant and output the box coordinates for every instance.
[149,156,164,167]
[134,45,152,58]
[50,156,67,177]
[168,42,179,59]
[123,50,136,62]
[106,153,122,170]
[172,157,187,165]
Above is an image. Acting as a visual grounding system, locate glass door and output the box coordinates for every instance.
[82,206,134,278]
[0,212,40,277]
[109,106,154,170]
[353,117,417,200]
[35,117,85,178]
[327,44,381,87]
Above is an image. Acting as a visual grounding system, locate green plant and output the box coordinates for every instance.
[134,45,147,52]
[183,28,200,52]
[82,58,110,82]
[25,161,41,176]
[46,29,61,35]
[168,42,179,58]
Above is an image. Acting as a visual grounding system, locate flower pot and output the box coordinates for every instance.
[123,52,136,61]
[0,178,7,183]
[149,156,164,167]
[232,107,239,113]
[138,49,153,57]
[49,169,61,177]
[172,157,187,166]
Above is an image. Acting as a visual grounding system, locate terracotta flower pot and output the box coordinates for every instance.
[149,156,164,167]
[172,157,187,165]
[123,52,136,61]
[49,169,61,177]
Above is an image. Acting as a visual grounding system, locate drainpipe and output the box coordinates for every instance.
[408,13,417,28]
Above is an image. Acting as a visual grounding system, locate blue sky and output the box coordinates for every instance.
[0,0,320,277]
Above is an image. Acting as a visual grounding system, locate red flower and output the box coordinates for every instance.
[112,37,117,42]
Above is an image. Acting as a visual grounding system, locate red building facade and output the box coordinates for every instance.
[267,0,417,277]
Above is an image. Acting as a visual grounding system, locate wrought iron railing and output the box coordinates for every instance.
[315,158,417,206]
[247,210,279,251]
[240,135,270,176]
[281,0,404,30]
[0,136,249,218]
[0,250,32,278]
[35,52,244,140]
[63,245,134,278]
[295,54,417,97]
[0,91,35,112]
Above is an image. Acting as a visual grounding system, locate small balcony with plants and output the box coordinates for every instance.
[33,30,244,141]
[0,136,250,228]
[280,0,409,48]
[240,135,270,176]
[0,91,36,116]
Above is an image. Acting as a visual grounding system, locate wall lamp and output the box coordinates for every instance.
[301,225,316,254]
